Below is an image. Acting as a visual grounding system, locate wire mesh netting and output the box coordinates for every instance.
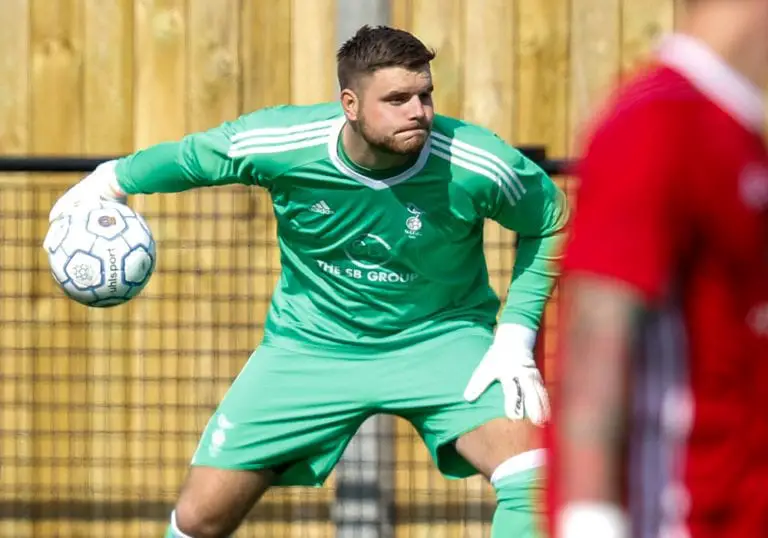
[0,175,566,537]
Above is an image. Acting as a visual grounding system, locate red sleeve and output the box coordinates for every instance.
[564,100,684,301]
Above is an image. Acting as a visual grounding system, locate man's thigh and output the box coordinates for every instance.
[173,466,274,538]
[455,417,542,478]
[377,327,511,480]
[191,344,371,486]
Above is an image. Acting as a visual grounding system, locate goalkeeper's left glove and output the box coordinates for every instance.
[463,323,550,426]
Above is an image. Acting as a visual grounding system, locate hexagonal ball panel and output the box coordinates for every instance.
[63,251,104,290]
[86,207,128,240]
[122,216,154,250]
[123,246,154,285]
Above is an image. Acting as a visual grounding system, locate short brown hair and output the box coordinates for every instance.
[336,25,436,90]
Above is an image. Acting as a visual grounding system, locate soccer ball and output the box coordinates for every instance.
[45,201,157,307]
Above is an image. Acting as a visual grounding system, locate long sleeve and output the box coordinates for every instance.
[114,112,280,195]
[479,143,569,331]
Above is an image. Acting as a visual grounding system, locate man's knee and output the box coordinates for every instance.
[172,502,232,538]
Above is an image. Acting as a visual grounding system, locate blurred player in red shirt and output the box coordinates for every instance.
[550,0,768,537]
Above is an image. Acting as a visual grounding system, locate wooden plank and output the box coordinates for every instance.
[29,0,85,536]
[462,0,515,139]
[80,2,134,536]
[391,0,412,29]
[0,1,32,537]
[291,0,337,105]
[517,0,570,155]
[83,0,135,154]
[241,0,292,110]
[569,0,621,152]
[132,1,187,535]
[622,0,674,75]
[407,0,465,118]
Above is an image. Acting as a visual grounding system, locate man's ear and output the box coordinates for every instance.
[340,87,360,122]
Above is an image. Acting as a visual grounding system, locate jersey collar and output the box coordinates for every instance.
[657,33,765,134]
[327,116,432,190]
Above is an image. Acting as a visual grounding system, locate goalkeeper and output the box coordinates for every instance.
[47,25,568,538]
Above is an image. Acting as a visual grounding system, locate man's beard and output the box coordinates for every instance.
[357,116,429,156]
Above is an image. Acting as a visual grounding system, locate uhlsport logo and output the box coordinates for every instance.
[106,248,119,293]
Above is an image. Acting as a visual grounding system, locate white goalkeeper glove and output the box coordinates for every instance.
[43,160,127,251]
[463,323,550,425]
[47,159,127,223]
[557,503,629,538]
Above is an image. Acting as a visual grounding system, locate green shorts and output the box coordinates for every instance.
[190,327,506,486]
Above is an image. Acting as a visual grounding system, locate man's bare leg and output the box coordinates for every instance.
[164,466,276,538]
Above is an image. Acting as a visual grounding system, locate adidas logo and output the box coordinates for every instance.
[309,200,334,215]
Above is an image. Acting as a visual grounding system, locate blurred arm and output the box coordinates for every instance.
[558,275,643,503]
[553,98,684,536]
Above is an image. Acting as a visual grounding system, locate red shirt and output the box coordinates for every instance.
[548,35,768,538]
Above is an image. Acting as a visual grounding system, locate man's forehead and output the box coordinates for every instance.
[365,66,432,90]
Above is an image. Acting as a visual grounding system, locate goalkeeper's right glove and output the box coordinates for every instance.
[47,159,127,223]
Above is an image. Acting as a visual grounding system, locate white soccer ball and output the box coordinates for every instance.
[45,201,157,307]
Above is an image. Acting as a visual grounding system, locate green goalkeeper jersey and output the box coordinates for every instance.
[115,102,568,353]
